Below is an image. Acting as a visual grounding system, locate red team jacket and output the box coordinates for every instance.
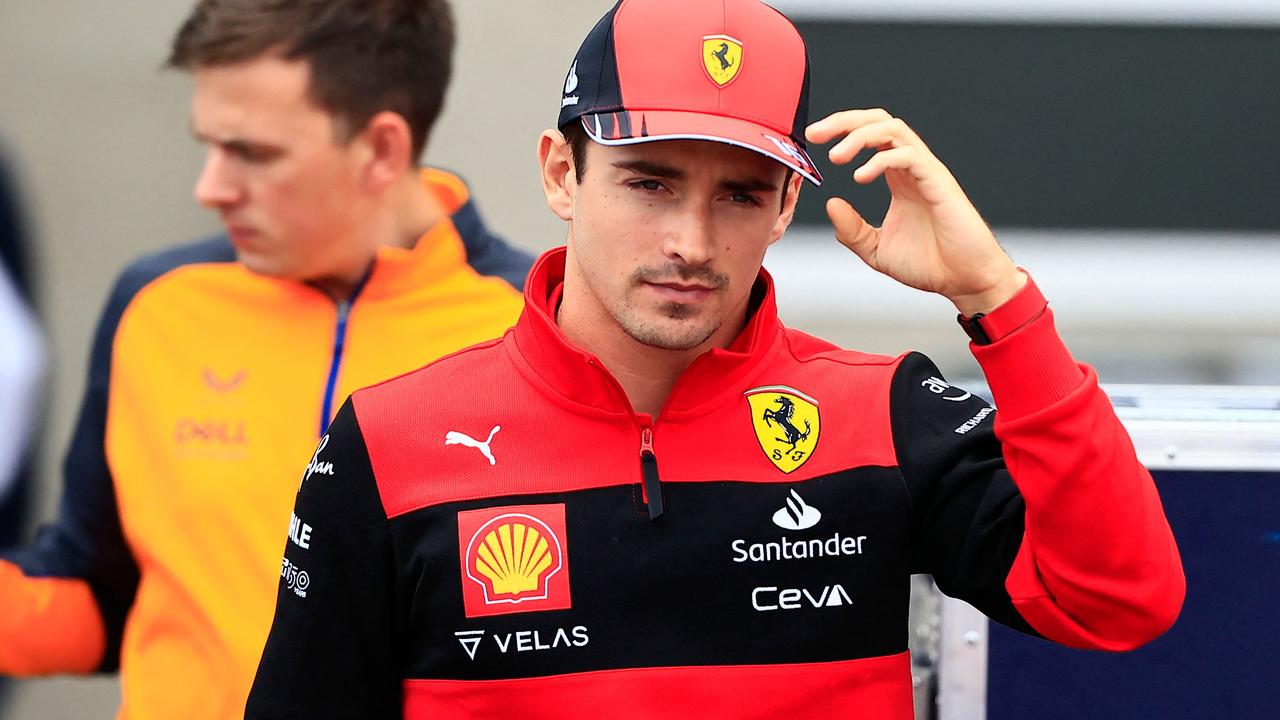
[246,247,1184,719]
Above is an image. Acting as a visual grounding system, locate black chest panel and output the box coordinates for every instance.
[392,466,913,680]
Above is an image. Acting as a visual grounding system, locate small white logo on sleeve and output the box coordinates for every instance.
[281,558,310,598]
[772,489,821,531]
[288,512,312,550]
[921,376,972,402]
[955,407,995,434]
[445,425,501,465]
[300,434,335,489]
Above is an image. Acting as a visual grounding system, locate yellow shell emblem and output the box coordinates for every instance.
[702,35,744,87]
[746,385,821,474]
[471,516,560,599]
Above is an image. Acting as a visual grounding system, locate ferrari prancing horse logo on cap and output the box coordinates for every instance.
[703,35,743,87]
[746,385,821,474]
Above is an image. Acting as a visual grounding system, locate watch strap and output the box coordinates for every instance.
[957,271,1046,345]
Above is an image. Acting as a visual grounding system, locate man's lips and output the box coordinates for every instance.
[643,280,716,303]
[225,224,260,247]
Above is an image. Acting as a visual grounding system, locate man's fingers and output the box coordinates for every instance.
[805,108,892,144]
[826,132,870,165]
[826,118,923,165]
[826,197,879,267]
[853,146,926,184]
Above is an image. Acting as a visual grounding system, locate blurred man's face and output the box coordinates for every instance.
[565,139,799,351]
[190,56,376,289]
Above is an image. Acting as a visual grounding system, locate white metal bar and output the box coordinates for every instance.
[771,0,1280,26]
[767,228,1280,335]
[937,596,988,720]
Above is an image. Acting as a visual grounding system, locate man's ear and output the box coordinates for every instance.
[357,111,415,192]
[538,129,575,222]
[769,172,805,246]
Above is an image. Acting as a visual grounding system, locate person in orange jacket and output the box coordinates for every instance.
[0,1,531,717]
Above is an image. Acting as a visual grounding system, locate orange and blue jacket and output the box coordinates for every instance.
[0,169,532,719]
[247,247,1184,719]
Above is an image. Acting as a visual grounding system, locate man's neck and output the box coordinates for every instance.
[559,304,705,418]
[390,170,447,250]
[308,171,446,300]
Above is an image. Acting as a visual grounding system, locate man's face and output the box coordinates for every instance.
[565,139,799,351]
[190,56,375,286]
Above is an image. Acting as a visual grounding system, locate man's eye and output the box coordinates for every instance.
[630,179,663,192]
[730,192,762,206]
[227,145,280,164]
[241,149,275,164]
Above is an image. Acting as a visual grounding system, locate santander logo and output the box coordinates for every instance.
[772,489,821,531]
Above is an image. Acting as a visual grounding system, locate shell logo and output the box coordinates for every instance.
[467,514,562,602]
[457,504,572,618]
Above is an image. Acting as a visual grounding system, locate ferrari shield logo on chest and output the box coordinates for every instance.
[745,386,821,474]
[702,35,743,87]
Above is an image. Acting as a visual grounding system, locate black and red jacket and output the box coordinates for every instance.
[246,247,1184,719]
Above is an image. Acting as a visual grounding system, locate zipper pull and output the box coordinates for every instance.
[639,427,663,520]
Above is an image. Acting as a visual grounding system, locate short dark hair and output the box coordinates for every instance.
[169,0,454,160]
[562,121,795,211]
[560,121,590,183]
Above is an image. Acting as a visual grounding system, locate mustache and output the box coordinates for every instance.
[631,263,729,289]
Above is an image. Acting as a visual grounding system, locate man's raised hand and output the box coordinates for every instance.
[805,109,1025,316]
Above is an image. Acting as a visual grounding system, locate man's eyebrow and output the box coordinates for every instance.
[612,160,686,180]
[720,177,780,194]
[190,128,284,157]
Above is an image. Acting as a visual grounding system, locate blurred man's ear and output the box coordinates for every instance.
[538,129,575,222]
[358,111,415,192]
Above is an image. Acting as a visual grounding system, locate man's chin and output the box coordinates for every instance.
[233,251,291,280]
[619,314,720,352]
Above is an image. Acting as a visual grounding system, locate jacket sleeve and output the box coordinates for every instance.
[892,307,1184,652]
[0,263,150,676]
[245,398,400,719]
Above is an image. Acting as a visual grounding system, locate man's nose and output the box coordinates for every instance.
[193,149,244,209]
[662,202,715,267]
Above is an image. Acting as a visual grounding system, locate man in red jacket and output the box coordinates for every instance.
[247,0,1184,717]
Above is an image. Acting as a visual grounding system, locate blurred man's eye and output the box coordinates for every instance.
[224,142,283,164]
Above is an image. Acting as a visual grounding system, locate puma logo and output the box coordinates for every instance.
[445,426,501,466]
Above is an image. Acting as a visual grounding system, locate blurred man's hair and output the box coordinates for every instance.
[169,0,454,160]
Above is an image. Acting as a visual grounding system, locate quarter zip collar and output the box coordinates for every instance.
[511,247,784,419]
[316,168,496,430]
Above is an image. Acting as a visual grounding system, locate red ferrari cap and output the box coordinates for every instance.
[558,0,822,185]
